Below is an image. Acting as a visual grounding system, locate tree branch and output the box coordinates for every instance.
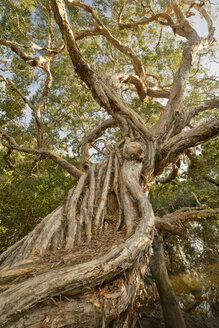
[156,159,181,184]
[185,98,219,125]
[155,207,219,239]
[79,118,116,171]
[118,11,175,30]
[79,118,117,147]
[0,76,35,111]
[157,117,219,171]
[67,0,148,96]
[150,2,216,143]
[35,60,52,147]
[0,40,65,68]
[203,175,219,187]
[51,0,153,142]
[0,128,83,179]
[3,149,15,170]
[119,74,169,101]
[1,72,52,148]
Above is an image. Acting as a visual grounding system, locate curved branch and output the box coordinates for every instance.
[161,206,219,223]
[79,118,117,171]
[157,117,219,170]
[51,0,153,142]
[182,0,215,43]
[0,129,83,179]
[185,98,219,125]
[74,27,102,40]
[1,76,35,111]
[151,2,216,142]
[203,175,219,187]
[3,149,14,170]
[120,74,169,101]
[156,159,181,184]
[80,118,117,147]
[0,40,65,68]
[118,12,175,30]
[68,0,147,90]
[155,207,219,239]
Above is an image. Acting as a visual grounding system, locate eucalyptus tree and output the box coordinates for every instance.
[0,0,218,327]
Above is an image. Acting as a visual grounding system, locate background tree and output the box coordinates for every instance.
[0,0,218,327]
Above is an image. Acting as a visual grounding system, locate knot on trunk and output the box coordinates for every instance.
[123,142,144,161]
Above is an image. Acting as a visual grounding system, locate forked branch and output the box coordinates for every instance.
[51,0,153,142]
[151,1,216,142]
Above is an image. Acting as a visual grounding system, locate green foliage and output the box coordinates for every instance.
[0,0,218,283]
[0,155,77,252]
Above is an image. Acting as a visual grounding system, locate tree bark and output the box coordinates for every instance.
[150,234,186,328]
[0,1,218,327]
[0,146,155,327]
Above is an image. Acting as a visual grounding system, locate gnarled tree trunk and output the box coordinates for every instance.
[0,144,155,328]
[0,0,218,327]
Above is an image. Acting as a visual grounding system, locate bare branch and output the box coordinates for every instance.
[118,11,175,30]
[1,71,52,148]
[0,128,83,179]
[35,60,52,147]
[155,207,219,239]
[0,40,65,68]
[182,0,215,43]
[80,118,116,147]
[3,149,15,170]
[90,142,108,157]
[1,76,35,111]
[28,155,47,178]
[192,192,203,207]
[185,98,219,124]
[67,1,147,90]
[119,74,169,101]
[74,28,102,41]
[156,159,181,184]
[155,217,188,240]
[203,175,219,187]
[117,0,125,26]
[151,2,216,142]
[51,0,153,142]
[79,118,116,171]
[157,117,219,170]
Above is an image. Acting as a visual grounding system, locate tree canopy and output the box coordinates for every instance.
[0,0,218,327]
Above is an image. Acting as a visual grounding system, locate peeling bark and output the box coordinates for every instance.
[0,1,218,327]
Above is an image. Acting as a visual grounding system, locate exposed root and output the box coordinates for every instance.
[65,172,88,249]
[0,141,154,275]
[94,153,113,232]
[0,140,156,327]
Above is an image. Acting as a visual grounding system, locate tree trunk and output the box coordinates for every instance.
[150,234,186,328]
[0,1,217,326]
[0,145,155,328]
